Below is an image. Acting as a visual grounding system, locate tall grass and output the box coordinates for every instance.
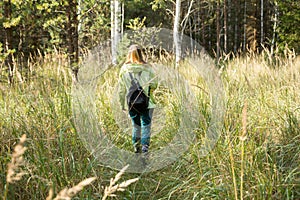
[1,50,299,199]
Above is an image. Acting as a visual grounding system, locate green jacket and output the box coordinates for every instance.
[118,63,158,110]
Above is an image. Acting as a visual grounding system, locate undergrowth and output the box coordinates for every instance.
[0,51,299,199]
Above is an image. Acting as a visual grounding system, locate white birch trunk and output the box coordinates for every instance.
[111,0,121,65]
[260,0,264,48]
[216,0,221,60]
[121,2,124,35]
[271,0,278,55]
[114,0,121,48]
[111,0,116,64]
[181,0,194,55]
[174,0,182,65]
[77,0,82,34]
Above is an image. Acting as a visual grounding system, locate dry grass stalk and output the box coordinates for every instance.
[228,140,238,200]
[240,101,247,200]
[6,134,28,183]
[241,101,248,140]
[46,188,54,200]
[102,165,139,200]
[52,177,97,200]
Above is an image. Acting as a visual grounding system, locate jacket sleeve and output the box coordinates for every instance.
[149,67,158,90]
[118,72,126,110]
[148,67,158,103]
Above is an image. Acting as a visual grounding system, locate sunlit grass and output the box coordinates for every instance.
[1,51,299,199]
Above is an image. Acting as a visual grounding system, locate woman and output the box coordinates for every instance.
[118,44,157,153]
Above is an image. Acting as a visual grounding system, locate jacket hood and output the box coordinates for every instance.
[121,63,153,74]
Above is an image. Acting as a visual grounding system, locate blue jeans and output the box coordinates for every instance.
[129,108,154,147]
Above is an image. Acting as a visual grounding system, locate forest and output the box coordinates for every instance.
[1,0,300,199]
[1,0,300,82]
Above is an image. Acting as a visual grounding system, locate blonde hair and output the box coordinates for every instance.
[125,45,146,64]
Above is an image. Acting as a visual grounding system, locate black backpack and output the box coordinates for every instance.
[126,72,149,113]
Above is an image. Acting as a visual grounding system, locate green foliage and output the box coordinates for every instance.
[150,0,168,11]
[126,17,147,30]
[78,0,111,48]
[124,0,172,28]
[0,42,5,62]
[277,1,300,53]
[0,0,299,71]
[3,16,21,28]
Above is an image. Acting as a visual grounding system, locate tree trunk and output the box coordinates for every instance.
[227,0,232,52]
[201,0,206,49]
[234,0,239,53]
[224,0,228,54]
[271,0,278,56]
[216,0,221,61]
[111,0,116,64]
[4,0,14,84]
[67,0,79,83]
[243,0,247,52]
[78,0,82,34]
[111,0,121,65]
[208,24,212,51]
[189,18,194,54]
[260,0,264,50]
[121,2,124,35]
[181,0,194,54]
[174,0,182,65]
[114,0,121,58]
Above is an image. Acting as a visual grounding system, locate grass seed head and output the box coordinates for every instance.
[53,177,97,200]
[6,134,28,184]
[102,165,139,200]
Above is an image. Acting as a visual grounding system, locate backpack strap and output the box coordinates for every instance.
[129,72,150,97]
[128,72,141,88]
[129,71,142,79]
[138,71,142,77]
[128,72,134,81]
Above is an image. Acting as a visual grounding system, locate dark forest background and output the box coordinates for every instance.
[1,0,299,80]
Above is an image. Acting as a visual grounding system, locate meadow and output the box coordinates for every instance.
[1,49,299,199]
